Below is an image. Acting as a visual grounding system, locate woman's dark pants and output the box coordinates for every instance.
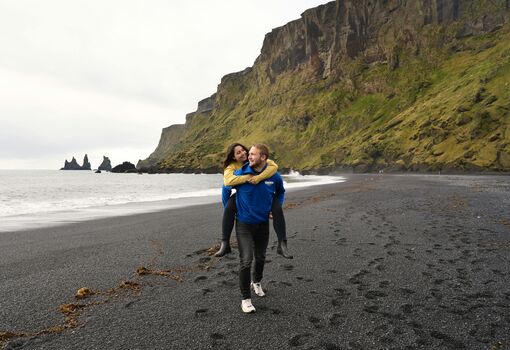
[236,220,269,299]
[222,194,286,241]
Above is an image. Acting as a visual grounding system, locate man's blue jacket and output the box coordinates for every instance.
[222,162,285,225]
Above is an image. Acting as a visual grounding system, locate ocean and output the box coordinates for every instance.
[0,170,345,232]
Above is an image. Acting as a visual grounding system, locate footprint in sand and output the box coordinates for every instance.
[368,257,384,266]
[328,313,344,326]
[199,257,211,264]
[124,299,140,308]
[335,238,347,246]
[200,288,214,295]
[492,269,504,276]
[379,280,390,288]
[379,335,394,344]
[333,288,350,298]
[375,264,385,271]
[288,333,313,347]
[219,280,236,287]
[348,270,370,285]
[308,316,321,324]
[429,330,465,348]
[401,304,414,314]
[409,321,423,330]
[415,337,433,346]
[364,290,388,300]
[429,288,443,301]
[195,308,208,316]
[282,264,294,271]
[210,332,225,340]
[363,305,379,313]
[257,305,282,315]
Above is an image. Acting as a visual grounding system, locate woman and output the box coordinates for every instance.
[214,143,292,259]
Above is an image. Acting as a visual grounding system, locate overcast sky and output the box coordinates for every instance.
[0,0,328,170]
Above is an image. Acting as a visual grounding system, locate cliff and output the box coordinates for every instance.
[139,0,510,173]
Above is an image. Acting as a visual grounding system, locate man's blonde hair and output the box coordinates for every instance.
[251,143,270,159]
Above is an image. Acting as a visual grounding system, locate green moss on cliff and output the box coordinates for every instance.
[153,22,510,173]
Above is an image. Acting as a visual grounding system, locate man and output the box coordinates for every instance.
[231,144,285,313]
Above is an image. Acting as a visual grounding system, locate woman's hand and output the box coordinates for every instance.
[248,175,260,184]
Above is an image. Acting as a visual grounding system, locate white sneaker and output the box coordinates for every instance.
[251,282,266,297]
[241,299,256,313]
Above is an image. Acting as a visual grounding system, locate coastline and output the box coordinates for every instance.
[0,172,344,233]
[1,174,509,349]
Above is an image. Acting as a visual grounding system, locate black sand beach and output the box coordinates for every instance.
[1,174,509,350]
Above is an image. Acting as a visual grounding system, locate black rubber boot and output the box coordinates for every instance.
[277,240,293,259]
[214,241,231,257]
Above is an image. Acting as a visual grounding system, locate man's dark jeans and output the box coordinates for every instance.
[236,220,270,299]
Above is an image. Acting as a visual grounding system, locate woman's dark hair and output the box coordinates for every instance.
[223,143,249,169]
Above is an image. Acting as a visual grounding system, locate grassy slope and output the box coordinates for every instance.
[160,23,510,172]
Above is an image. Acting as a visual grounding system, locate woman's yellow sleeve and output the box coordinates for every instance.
[223,163,251,187]
[250,159,278,184]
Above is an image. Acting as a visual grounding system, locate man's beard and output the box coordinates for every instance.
[250,159,263,168]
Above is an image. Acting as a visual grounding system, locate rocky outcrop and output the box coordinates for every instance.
[140,0,510,173]
[197,94,216,114]
[98,156,112,171]
[257,0,509,81]
[137,124,186,171]
[81,154,91,170]
[61,157,80,170]
[60,154,91,170]
[111,162,137,173]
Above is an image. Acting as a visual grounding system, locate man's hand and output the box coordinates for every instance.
[248,175,260,184]
[268,212,273,220]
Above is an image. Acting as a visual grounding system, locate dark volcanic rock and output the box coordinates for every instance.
[111,162,137,173]
[81,154,91,171]
[98,156,112,171]
[61,157,80,170]
[60,155,91,170]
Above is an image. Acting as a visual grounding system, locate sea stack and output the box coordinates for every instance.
[111,161,137,173]
[61,157,81,170]
[98,156,112,171]
[81,154,91,170]
[60,155,91,170]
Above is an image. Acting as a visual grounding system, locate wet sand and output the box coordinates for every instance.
[1,174,509,349]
